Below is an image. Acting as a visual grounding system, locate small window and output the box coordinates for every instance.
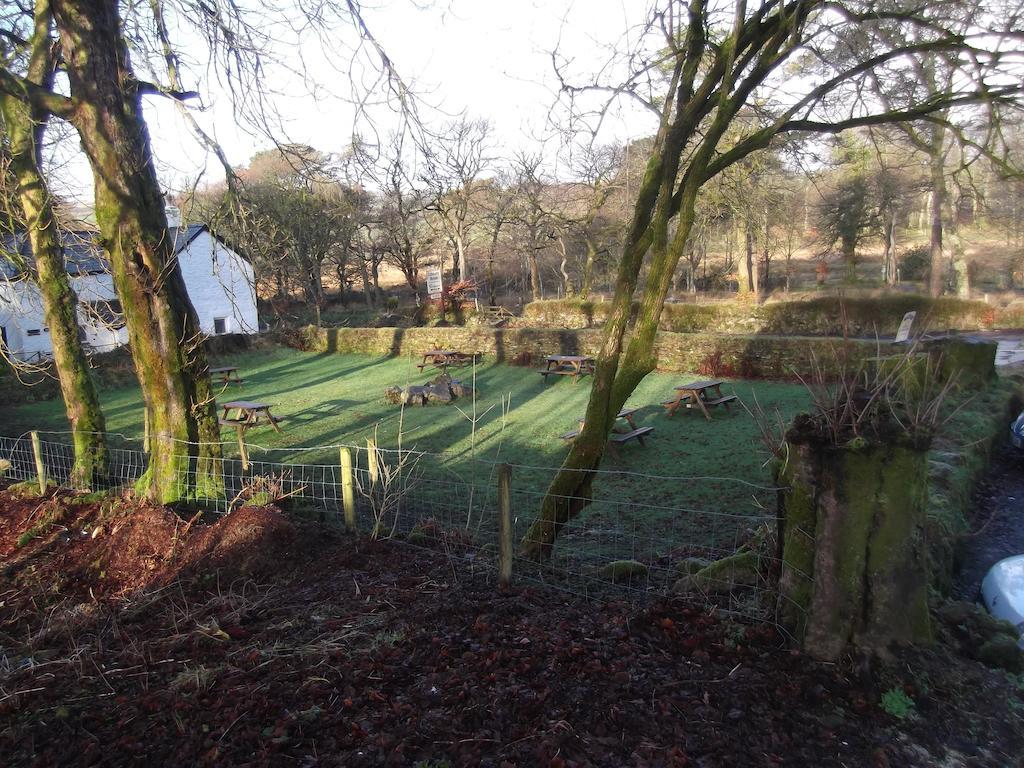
[213,317,227,335]
[26,329,41,337]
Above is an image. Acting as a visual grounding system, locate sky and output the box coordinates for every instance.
[51,0,658,207]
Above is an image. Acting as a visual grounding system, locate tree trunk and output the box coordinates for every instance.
[456,232,469,282]
[580,238,599,299]
[883,209,897,285]
[741,224,757,296]
[372,260,382,297]
[777,438,932,661]
[521,176,697,558]
[738,221,755,295]
[52,0,222,503]
[0,27,109,488]
[358,257,374,309]
[528,251,541,301]
[557,236,574,298]
[842,234,857,281]
[927,124,947,298]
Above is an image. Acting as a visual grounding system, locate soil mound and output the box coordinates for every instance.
[177,504,301,579]
[0,487,317,599]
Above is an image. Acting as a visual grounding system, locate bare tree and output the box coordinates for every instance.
[510,151,556,301]
[523,0,1024,557]
[567,143,625,297]
[422,117,492,281]
[370,133,433,294]
[476,170,517,306]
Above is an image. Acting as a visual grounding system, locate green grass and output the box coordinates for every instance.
[2,347,814,563]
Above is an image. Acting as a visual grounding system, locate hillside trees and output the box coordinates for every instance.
[522,0,1024,558]
[236,147,367,326]
[0,0,108,487]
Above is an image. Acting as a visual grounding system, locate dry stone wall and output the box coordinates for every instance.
[522,296,1018,336]
[299,325,919,380]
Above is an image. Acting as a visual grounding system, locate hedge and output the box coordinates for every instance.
[522,296,1010,336]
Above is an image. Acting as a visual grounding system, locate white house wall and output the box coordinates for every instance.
[176,232,259,335]
[0,280,50,359]
[0,277,126,359]
[0,228,258,359]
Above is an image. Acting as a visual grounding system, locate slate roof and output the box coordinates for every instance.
[0,225,208,280]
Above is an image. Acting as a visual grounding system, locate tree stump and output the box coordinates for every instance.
[777,436,932,661]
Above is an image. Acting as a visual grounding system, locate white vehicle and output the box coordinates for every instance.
[1012,412,1024,449]
[981,555,1024,648]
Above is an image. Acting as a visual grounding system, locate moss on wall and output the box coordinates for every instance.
[524,295,1005,336]
[295,325,897,379]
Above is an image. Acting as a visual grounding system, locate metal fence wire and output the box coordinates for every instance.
[0,432,808,624]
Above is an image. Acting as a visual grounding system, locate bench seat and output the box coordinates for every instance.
[608,426,654,445]
[702,395,737,407]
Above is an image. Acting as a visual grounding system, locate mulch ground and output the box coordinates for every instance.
[1,487,1022,767]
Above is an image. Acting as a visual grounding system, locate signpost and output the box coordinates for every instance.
[426,266,443,299]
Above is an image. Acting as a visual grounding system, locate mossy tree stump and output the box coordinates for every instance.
[777,435,932,661]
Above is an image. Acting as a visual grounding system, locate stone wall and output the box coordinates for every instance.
[297,325,973,380]
[522,296,1012,336]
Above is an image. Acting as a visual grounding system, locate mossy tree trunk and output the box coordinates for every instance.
[579,237,599,299]
[776,438,932,661]
[48,0,222,503]
[0,0,108,488]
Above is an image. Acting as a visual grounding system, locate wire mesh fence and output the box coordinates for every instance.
[0,431,807,624]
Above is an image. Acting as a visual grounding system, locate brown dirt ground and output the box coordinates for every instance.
[1,486,1022,767]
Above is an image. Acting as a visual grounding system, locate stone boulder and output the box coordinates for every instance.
[404,385,428,406]
[385,374,474,407]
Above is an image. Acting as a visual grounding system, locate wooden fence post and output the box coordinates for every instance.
[497,463,513,588]
[236,426,250,471]
[30,431,46,494]
[367,438,379,486]
[340,447,356,532]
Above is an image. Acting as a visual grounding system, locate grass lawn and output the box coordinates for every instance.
[2,346,813,568]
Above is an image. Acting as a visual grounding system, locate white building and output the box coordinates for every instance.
[0,220,259,360]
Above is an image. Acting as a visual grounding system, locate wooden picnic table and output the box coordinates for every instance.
[661,379,737,420]
[539,354,595,384]
[417,349,474,371]
[219,400,282,433]
[210,366,244,386]
[559,406,654,455]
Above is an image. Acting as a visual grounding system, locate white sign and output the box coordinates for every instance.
[894,311,916,343]
[426,267,443,298]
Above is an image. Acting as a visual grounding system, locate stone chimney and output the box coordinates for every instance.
[165,205,182,228]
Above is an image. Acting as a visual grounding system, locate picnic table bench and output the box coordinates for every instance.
[210,366,244,386]
[417,349,475,371]
[559,406,654,456]
[539,354,595,384]
[218,400,283,433]
[661,379,737,420]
